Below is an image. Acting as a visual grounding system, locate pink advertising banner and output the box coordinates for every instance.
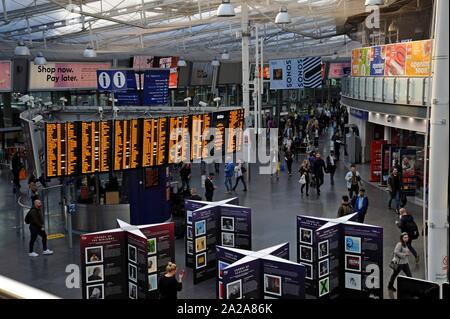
[328,63,351,79]
[0,61,12,91]
[29,62,111,90]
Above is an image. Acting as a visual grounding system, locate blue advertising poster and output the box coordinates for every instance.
[269,57,322,90]
[143,69,170,105]
[341,222,383,299]
[370,46,386,76]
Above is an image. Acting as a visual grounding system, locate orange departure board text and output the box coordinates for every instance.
[227,110,239,154]
[143,118,167,167]
[157,117,167,165]
[168,116,190,164]
[114,119,140,170]
[45,122,78,177]
[81,121,111,174]
[191,114,203,161]
[201,113,212,159]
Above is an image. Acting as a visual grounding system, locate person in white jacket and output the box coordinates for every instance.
[345,164,362,199]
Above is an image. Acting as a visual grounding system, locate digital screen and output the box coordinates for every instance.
[191,114,203,161]
[45,122,78,177]
[168,116,190,164]
[142,118,167,167]
[227,110,244,154]
[202,113,212,159]
[114,119,140,170]
[81,121,112,174]
[211,111,229,157]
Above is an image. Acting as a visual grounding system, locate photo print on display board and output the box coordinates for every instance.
[187,241,193,255]
[299,228,313,245]
[148,274,158,291]
[195,220,206,236]
[187,226,193,240]
[345,272,362,291]
[227,279,242,299]
[299,245,313,262]
[218,261,230,279]
[187,211,193,225]
[86,284,104,299]
[318,277,330,297]
[85,246,103,264]
[301,263,313,280]
[264,274,282,297]
[129,282,137,299]
[345,254,362,272]
[86,265,104,283]
[147,238,157,255]
[318,259,329,278]
[345,236,361,254]
[147,256,157,273]
[196,252,207,269]
[128,244,137,263]
[318,240,329,259]
[128,264,137,283]
[221,232,235,247]
[221,216,235,231]
[195,236,206,253]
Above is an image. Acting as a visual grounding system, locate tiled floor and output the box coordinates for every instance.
[0,131,425,299]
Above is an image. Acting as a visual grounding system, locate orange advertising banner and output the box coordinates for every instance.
[351,49,361,76]
[406,40,432,76]
[0,61,12,91]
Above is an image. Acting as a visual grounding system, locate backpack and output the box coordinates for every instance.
[405,219,419,240]
[25,208,33,224]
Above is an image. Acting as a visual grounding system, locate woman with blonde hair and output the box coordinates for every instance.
[299,159,310,196]
[158,262,185,299]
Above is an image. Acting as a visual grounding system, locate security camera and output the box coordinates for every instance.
[98,106,103,114]
[44,101,52,106]
[213,97,221,102]
[184,97,192,102]
[31,114,43,124]
[386,115,392,123]
[199,101,208,107]
[113,106,120,113]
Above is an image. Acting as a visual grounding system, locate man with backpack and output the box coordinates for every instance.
[224,159,235,194]
[396,208,420,264]
[25,199,53,257]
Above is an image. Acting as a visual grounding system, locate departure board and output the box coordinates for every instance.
[45,122,78,177]
[81,121,112,174]
[191,114,203,161]
[226,109,245,154]
[168,116,190,164]
[201,113,212,159]
[211,111,229,157]
[114,119,140,170]
[142,118,168,167]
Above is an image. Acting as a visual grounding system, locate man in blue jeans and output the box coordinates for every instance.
[388,168,402,213]
[224,160,235,194]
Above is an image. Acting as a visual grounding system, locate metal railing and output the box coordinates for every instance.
[0,275,60,299]
[341,76,432,106]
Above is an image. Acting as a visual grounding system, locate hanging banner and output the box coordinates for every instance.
[351,49,361,76]
[370,46,386,76]
[406,39,432,76]
[400,148,417,196]
[358,48,371,76]
[133,56,155,69]
[29,62,111,90]
[328,63,351,79]
[269,57,322,89]
[385,43,407,76]
[0,61,12,91]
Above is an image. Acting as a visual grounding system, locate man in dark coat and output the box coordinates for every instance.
[312,153,327,196]
[205,173,216,202]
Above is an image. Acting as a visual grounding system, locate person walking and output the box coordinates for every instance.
[326,150,337,185]
[28,174,39,203]
[311,152,327,196]
[345,164,361,199]
[387,233,413,292]
[396,208,420,263]
[284,147,294,177]
[337,195,353,217]
[352,188,369,223]
[224,160,235,194]
[232,160,247,192]
[205,173,216,202]
[299,159,310,196]
[388,167,403,213]
[158,262,185,299]
[332,132,343,161]
[27,199,53,257]
[179,163,191,192]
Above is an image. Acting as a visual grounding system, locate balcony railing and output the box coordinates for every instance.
[341,76,432,106]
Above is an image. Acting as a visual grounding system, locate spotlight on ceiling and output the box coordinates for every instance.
[217,0,235,17]
[14,40,30,56]
[211,58,220,67]
[275,6,291,25]
[221,51,230,60]
[177,57,187,67]
[34,52,47,65]
[83,45,97,58]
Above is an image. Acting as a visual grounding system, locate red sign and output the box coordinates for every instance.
[0,61,12,91]
[328,63,351,79]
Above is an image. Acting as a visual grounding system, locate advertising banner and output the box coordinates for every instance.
[159,57,179,89]
[269,57,322,89]
[385,43,407,76]
[370,46,386,76]
[0,60,12,91]
[29,62,110,90]
[358,48,371,76]
[328,63,351,79]
[351,49,361,76]
[400,148,417,196]
[133,56,155,69]
[406,40,432,77]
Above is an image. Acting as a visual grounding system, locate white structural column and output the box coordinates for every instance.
[241,2,250,119]
[427,0,449,284]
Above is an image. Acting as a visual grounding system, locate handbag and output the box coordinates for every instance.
[299,174,306,185]
[389,253,400,271]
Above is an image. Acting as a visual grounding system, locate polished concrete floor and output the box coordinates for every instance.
[0,132,425,299]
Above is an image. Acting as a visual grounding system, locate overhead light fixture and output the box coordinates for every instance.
[217,0,235,17]
[34,52,47,65]
[331,52,338,60]
[365,0,385,5]
[388,21,398,32]
[221,51,230,60]
[83,45,97,58]
[177,57,187,67]
[211,58,220,67]
[275,6,291,25]
[14,40,30,56]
